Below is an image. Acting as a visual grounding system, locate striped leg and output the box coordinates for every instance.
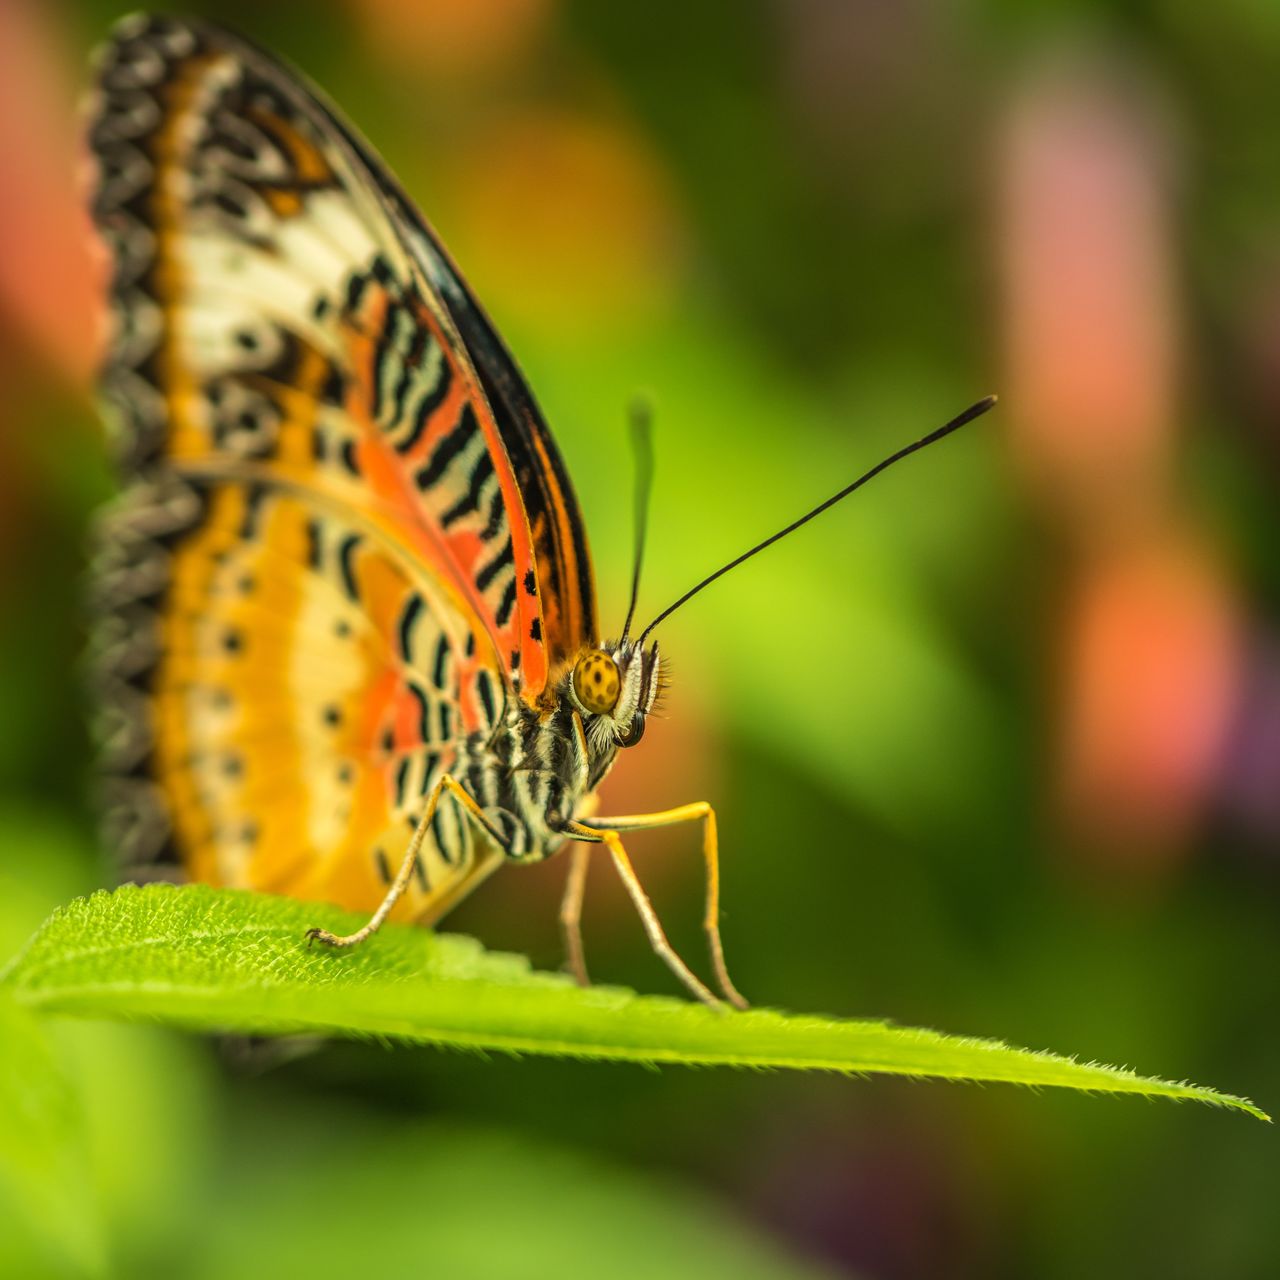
[587,803,748,1010]
[307,773,496,949]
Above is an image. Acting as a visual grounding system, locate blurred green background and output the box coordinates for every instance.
[1,0,1278,1276]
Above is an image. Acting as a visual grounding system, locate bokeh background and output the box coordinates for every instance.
[1,0,1278,1276]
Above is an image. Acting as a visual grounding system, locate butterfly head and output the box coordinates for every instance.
[567,640,662,749]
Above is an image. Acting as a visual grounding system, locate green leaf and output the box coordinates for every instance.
[2,884,1266,1120]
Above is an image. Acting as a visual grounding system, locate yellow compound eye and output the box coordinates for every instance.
[572,650,621,715]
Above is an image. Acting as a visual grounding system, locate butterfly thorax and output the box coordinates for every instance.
[473,696,619,863]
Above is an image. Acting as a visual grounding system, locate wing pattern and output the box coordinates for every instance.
[87,14,594,915]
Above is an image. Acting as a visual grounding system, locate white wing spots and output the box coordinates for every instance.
[182,293,288,376]
[180,211,368,373]
[278,189,382,294]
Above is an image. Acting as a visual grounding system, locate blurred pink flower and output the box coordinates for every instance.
[1000,58,1177,540]
[999,52,1242,863]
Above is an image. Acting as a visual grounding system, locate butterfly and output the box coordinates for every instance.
[87,14,992,1010]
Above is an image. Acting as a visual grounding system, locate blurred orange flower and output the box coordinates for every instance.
[1058,535,1241,863]
[345,0,556,78]
[442,106,686,332]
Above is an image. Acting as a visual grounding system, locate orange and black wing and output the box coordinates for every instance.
[364,172,599,667]
[87,15,591,916]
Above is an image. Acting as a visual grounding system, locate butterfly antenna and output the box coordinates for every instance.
[619,395,656,643]
[637,394,997,645]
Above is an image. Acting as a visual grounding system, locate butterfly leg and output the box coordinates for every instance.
[307,773,496,950]
[559,843,592,987]
[587,803,749,1010]
[565,821,723,1011]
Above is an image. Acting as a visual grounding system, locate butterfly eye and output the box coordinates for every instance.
[573,650,621,716]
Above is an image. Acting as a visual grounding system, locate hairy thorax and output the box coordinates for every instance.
[457,682,620,864]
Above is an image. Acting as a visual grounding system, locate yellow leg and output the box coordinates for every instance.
[587,803,748,1010]
[559,843,592,987]
[307,773,493,950]
[566,818,732,1012]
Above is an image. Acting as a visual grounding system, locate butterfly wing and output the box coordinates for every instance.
[88,15,589,918]
[357,167,599,668]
